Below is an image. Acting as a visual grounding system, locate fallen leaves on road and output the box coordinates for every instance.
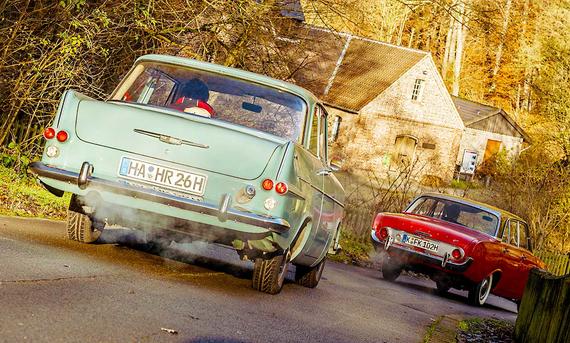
[160,327,178,335]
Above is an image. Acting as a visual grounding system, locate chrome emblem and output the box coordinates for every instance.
[415,231,432,238]
[134,129,209,149]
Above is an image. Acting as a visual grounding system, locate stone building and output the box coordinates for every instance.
[453,97,531,175]
[288,28,465,183]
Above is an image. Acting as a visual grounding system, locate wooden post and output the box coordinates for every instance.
[515,268,570,342]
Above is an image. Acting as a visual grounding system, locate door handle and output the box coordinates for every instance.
[502,248,509,254]
[316,168,332,176]
[520,255,527,261]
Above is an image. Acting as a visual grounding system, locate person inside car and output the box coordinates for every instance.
[442,203,461,224]
[170,78,215,118]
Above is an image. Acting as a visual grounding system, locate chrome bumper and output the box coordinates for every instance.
[30,162,290,233]
[370,230,473,273]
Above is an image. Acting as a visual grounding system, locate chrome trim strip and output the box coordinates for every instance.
[30,162,290,233]
[298,176,345,208]
[275,142,290,181]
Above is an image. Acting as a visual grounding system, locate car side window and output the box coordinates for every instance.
[518,222,530,250]
[501,220,511,244]
[318,105,328,162]
[308,108,319,156]
[308,106,327,161]
[506,220,519,246]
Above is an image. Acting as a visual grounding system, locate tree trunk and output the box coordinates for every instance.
[490,0,513,93]
[452,3,467,96]
[441,15,454,79]
[408,28,415,48]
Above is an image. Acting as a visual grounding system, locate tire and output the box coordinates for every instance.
[295,258,326,288]
[252,251,290,294]
[66,195,101,244]
[435,280,451,295]
[468,274,493,306]
[382,258,402,282]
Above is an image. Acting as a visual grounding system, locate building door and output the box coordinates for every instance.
[483,139,502,162]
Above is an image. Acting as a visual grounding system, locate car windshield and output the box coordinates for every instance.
[405,196,499,236]
[110,62,307,141]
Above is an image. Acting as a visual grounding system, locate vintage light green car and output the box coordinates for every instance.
[30,54,345,294]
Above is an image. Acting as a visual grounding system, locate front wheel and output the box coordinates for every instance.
[295,258,326,288]
[468,274,493,306]
[382,258,402,282]
[252,251,290,294]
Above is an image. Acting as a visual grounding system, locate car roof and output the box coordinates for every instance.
[416,193,526,222]
[136,54,320,105]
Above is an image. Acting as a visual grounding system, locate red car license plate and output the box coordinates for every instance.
[400,233,439,253]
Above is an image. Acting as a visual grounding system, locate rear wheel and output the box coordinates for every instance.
[66,195,101,244]
[435,280,451,295]
[252,250,290,294]
[295,258,326,288]
[382,258,402,282]
[468,274,493,306]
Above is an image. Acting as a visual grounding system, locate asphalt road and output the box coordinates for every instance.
[0,216,517,343]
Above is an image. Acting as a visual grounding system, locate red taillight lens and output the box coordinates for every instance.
[451,248,463,260]
[378,227,389,240]
[56,130,68,142]
[275,182,288,195]
[262,179,274,191]
[43,127,56,140]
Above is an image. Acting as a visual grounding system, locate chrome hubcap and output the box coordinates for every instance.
[479,275,492,303]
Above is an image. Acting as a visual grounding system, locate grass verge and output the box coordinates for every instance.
[456,317,514,343]
[0,165,69,220]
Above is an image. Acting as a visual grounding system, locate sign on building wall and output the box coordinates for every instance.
[460,150,478,174]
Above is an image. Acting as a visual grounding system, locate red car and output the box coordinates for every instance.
[371,193,546,306]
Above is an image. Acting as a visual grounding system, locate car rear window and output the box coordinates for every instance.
[406,196,499,236]
[110,62,307,141]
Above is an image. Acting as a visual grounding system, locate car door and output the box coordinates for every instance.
[493,219,523,298]
[514,221,537,296]
[318,105,343,256]
[304,106,333,259]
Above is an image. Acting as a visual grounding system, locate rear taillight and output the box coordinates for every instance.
[262,179,274,191]
[43,127,55,140]
[56,130,68,142]
[451,248,464,260]
[275,182,288,195]
[378,227,389,240]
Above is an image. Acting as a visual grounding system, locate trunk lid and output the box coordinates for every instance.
[380,212,495,245]
[75,100,286,180]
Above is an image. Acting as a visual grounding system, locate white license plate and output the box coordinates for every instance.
[118,157,207,196]
[398,233,439,253]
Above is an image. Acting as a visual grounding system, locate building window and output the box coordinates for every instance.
[411,79,425,101]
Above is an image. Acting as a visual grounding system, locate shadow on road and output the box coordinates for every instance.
[376,274,517,314]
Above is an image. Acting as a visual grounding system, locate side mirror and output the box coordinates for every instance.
[329,156,343,172]
[330,115,342,142]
